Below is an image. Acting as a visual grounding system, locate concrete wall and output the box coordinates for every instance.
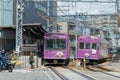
[19,56,42,69]
[0,39,3,49]
[54,22,68,34]
[2,29,15,39]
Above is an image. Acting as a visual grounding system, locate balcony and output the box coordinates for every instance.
[104,35,111,41]
[21,44,38,52]
[69,41,75,47]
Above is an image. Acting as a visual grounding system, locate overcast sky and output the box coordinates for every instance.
[57,2,116,15]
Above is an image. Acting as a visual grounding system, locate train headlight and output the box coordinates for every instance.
[85,53,90,58]
[57,51,63,58]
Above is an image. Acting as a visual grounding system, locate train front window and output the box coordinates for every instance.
[56,39,66,50]
[92,43,97,50]
[79,42,84,49]
[46,39,54,50]
[46,39,66,50]
[86,43,90,49]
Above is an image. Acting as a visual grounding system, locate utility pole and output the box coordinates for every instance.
[47,0,50,32]
[16,0,24,53]
[75,21,78,59]
[115,0,119,28]
[115,0,119,14]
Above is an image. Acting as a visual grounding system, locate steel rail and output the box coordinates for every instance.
[87,65,120,79]
[69,68,96,80]
[50,67,69,80]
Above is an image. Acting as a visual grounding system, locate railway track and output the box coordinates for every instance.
[68,68,96,80]
[43,65,120,80]
[86,65,120,79]
[50,67,69,80]
[86,65,111,72]
[49,66,96,80]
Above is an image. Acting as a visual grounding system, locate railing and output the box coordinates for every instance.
[21,44,38,52]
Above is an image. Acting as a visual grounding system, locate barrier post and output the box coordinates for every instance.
[76,59,79,69]
[83,58,86,70]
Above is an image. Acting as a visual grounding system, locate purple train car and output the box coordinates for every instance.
[77,35,108,64]
[43,33,69,65]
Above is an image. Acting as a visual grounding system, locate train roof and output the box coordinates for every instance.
[78,35,100,39]
[78,35,109,44]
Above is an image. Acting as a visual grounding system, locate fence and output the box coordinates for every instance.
[19,44,42,69]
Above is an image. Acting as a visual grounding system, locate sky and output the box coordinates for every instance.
[57,2,116,15]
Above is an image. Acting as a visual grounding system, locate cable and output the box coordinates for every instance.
[99,5,115,13]
[57,3,68,15]
[37,11,56,21]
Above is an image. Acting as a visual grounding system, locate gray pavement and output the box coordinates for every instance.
[109,61,120,69]
[0,68,50,80]
[0,61,120,80]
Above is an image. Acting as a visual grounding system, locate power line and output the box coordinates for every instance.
[100,5,115,13]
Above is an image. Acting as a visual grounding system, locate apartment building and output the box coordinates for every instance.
[89,15,119,47]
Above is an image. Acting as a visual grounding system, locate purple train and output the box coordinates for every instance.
[43,33,69,65]
[77,35,108,64]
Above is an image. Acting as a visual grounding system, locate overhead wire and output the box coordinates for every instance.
[37,11,57,21]
[37,1,116,24]
[99,5,115,13]
[57,2,69,15]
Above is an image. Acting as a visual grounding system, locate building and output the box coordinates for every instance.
[55,14,119,58]
[88,14,119,48]
[0,0,15,50]
[0,0,57,50]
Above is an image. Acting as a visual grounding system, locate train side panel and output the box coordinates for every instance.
[77,36,100,59]
[77,35,108,64]
[99,39,108,59]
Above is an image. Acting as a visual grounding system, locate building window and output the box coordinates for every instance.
[35,2,47,13]
[116,42,118,46]
[59,26,63,30]
[4,0,13,10]
[0,1,1,9]
[69,25,75,30]
[69,35,75,42]
[4,11,12,26]
[104,18,108,20]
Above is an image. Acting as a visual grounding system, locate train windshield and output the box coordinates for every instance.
[92,43,97,50]
[46,39,66,50]
[86,43,90,49]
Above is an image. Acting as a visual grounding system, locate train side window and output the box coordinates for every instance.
[79,42,84,49]
[92,43,97,50]
[86,43,90,49]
